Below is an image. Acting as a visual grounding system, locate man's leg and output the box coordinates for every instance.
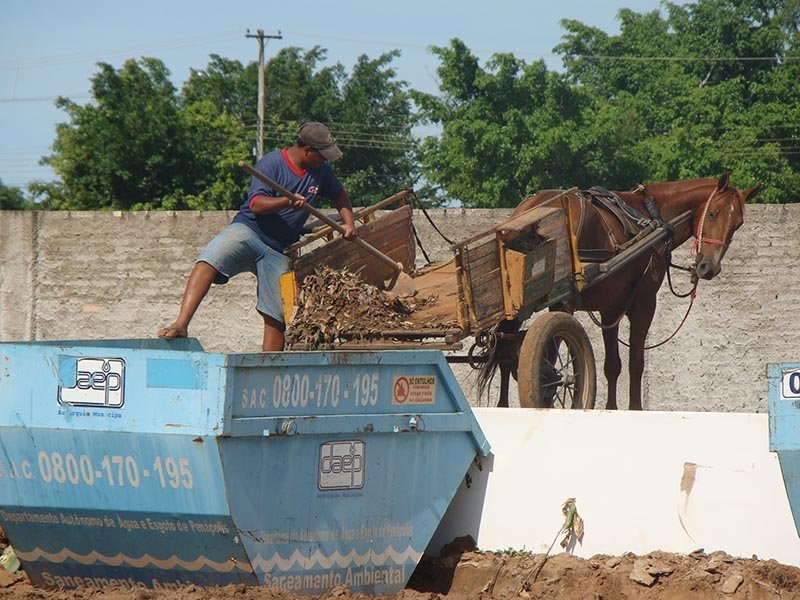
[261,313,285,351]
[254,243,290,352]
[158,261,218,339]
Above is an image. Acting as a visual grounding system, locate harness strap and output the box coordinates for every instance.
[581,186,674,255]
[578,191,624,251]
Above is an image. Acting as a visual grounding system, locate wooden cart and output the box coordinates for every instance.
[282,189,686,409]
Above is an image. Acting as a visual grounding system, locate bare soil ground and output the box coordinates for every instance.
[2,530,799,600]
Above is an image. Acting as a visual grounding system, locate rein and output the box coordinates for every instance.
[632,185,721,348]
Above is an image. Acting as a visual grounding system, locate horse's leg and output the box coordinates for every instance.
[601,316,622,410]
[627,292,658,411]
[497,362,510,408]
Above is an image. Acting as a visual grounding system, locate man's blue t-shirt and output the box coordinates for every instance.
[233,148,344,252]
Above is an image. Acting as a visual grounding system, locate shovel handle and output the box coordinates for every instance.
[238,161,403,274]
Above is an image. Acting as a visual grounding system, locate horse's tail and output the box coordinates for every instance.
[476,342,500,401]
[475,319,522,403]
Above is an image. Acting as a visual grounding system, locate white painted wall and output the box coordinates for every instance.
[429,408,800,567]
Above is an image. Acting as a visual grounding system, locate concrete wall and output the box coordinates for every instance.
[428,408,800,567]
[1,204,797,412]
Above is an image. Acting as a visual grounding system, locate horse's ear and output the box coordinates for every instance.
[743,183,762,203]
[716,172,731,192]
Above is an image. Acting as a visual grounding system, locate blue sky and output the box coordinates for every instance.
[0,0,676,190]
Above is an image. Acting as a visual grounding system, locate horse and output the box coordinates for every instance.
[485,173,761,410]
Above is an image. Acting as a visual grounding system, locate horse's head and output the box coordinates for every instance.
[692,173,761,280]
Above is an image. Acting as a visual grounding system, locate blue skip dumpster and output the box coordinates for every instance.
[0,339,489,594]
[769,362,800,536]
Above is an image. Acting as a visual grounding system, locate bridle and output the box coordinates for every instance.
[692,187,728,258]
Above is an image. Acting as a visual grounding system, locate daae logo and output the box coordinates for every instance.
[318,440,365,490]
[58,357,126,408]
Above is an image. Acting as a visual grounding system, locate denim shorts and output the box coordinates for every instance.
[197,222,290,323]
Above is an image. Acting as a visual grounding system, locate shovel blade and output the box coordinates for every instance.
[384,271,417,296]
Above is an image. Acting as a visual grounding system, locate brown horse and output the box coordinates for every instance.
[496,173,761,410]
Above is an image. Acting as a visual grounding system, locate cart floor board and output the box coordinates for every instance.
[408,261,460,326]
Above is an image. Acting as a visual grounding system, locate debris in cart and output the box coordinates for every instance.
[286,266,457,349]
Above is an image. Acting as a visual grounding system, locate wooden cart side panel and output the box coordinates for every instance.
[496,204,573,288]
[296,232,411,274]
[289,189,412,252]
[491,204,575,324]
[458,241,500,273]
[291,205,415,288]
[505,239,556,312]
[458,237,505,329]
[535,210,573,287]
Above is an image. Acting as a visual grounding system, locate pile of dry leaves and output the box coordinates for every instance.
[286,267,442,349]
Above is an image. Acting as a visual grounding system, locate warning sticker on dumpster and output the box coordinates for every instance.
[392,376,436,405]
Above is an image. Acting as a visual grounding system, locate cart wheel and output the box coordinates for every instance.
[518,312,596,409]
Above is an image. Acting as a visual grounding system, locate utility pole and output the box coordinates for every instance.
[246,28,283,159]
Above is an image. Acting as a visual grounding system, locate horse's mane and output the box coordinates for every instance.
[645,178,716,188]
[639,178,716,195]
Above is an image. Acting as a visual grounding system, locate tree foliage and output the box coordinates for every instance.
[0,179,29,210]
[36,48,417,210]
[40,59,191,210]
[417,0,799,206]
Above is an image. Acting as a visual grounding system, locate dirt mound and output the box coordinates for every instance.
[411,548,800,599]
[1,546,799,600]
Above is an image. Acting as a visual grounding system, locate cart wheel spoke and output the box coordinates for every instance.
[566,383,576,408]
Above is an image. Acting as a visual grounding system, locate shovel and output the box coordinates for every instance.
[238,161,416,295]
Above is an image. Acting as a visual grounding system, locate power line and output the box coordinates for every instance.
[0,31,243,71]
[575,54,800,62]
[0,95,90,103]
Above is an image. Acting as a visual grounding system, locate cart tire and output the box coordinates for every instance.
[518,312,596,409]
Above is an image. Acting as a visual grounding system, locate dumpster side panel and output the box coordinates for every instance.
[221,433,476,595]
[0,341,255,590]
[0,342,227,435]
[226,351,489,456]
[0,428,257,588]
[221,350,489,595]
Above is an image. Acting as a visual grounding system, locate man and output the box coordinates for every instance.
[157,121,357,351]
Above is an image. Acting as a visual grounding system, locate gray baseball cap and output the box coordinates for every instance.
[298,122,343,162]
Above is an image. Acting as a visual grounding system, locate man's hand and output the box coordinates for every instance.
[287,193,307,210]
[341,222,357,240]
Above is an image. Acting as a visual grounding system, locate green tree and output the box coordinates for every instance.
[183,46,418,205]
[41,49,417,210]
[334,51,417,202]
[414,40,594,207]
[182,54,258,123]
[160,100,251,210]
[0,179,28,210]
[420,0,799,206]
[40,58,190,210]
[555,0,799,202]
